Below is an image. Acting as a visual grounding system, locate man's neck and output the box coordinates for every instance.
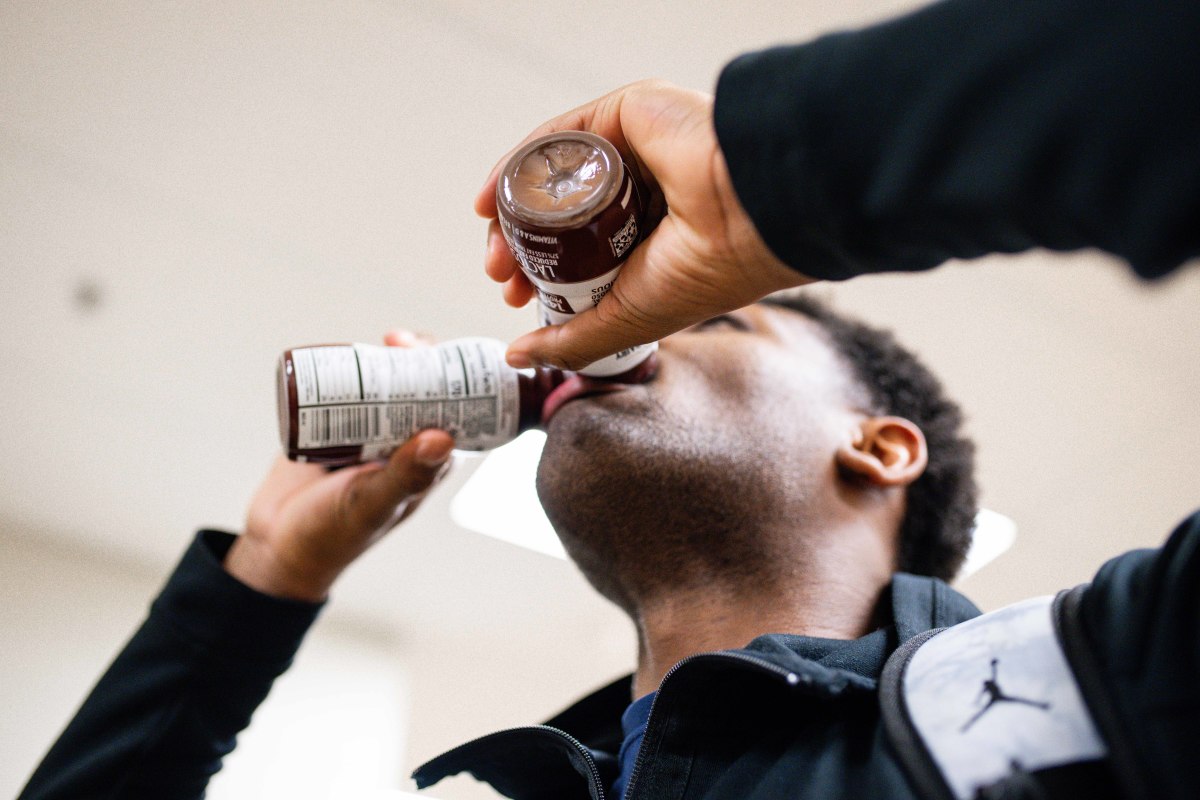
[629,564,889,699]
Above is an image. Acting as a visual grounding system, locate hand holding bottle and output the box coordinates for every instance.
[227,331,454,602]
[478,79,813,371]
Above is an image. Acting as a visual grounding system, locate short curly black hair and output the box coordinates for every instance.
[763,294,978,581]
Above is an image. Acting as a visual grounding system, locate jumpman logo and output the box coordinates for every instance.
[961,658,1051,732]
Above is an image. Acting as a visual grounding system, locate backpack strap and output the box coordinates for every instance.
[880,595,1108,799]
[1053,585,1152,799]
[880,628,954,800]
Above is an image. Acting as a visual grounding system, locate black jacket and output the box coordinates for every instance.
[19,516,1200,799]
[412,516,1200,800]
[714,0,1200,282]
[411,573,982,799]
[19,532,323,800]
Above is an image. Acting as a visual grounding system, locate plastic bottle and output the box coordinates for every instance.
[276,338,572,466]
[495,130,657,379]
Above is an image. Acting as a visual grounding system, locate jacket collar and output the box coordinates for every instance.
[412,573,980,796]
[545,573,981,744]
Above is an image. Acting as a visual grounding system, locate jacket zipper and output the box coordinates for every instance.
[548,724,609,800]
[622,651,804,799]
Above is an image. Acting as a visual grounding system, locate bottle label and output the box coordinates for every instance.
[523,262,624,315]
[291,339,518,453]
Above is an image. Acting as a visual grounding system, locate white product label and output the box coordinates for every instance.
[292,338,519,454]
[522,263,623,314]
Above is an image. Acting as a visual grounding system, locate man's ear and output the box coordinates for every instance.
[836,417,928,487]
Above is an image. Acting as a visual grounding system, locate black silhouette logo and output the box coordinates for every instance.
[961,659,1051,732]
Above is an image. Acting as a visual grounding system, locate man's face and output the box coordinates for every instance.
[536,303,867,606]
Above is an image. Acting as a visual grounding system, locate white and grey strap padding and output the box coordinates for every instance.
[881,596,1108,800]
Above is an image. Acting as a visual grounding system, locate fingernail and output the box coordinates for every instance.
[506,351,532,369]
[415,435,453,467]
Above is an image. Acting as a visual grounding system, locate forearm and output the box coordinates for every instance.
[715,0,1200,281]
[19,531,322,800]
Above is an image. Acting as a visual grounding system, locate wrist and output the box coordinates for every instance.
[224,534,336,603]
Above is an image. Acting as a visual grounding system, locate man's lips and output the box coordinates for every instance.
[541,374,630,425]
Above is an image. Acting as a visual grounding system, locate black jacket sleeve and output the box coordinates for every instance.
[1076,510,1200,800]
[714,0,1200,281]
[18,530,323,800]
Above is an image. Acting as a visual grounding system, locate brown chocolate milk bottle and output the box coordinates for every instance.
[277,338,564,466]
[495,131,657,379]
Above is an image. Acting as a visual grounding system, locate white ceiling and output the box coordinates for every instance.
[2,0,1198,689]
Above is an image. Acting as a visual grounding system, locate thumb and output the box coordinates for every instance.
[506,281,659,371]
[505,222,705,371]
[342,430,455,531]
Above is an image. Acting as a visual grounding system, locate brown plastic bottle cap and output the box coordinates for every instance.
[498,131,625,229]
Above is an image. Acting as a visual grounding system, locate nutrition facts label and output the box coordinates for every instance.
[290,339,518,453]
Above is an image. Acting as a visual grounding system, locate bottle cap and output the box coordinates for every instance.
[498,131,624,229]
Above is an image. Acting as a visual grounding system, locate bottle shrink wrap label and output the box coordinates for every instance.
[284,338,519,459]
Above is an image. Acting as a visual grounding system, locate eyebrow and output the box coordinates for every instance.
[693,310,755,332]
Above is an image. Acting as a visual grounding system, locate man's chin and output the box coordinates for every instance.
[540,402,608,455]
[542,392,643,439]
[537,403,638,486]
